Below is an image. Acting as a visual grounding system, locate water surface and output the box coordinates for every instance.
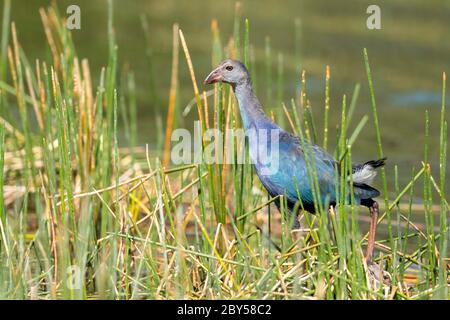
[7,0,450,189]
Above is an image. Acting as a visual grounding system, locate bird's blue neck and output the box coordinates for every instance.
[233,80,281,176]
[233,81,277,131]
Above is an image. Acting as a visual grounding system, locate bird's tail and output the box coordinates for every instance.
[363,157,387,169]
[352,157,387,185]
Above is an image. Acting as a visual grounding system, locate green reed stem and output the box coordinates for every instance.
[363,48,392,255]
[438,73,448,298]
[323,66,330,150]
[265,36,272,108]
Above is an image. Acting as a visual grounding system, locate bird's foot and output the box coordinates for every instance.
[366,261,392,288]
[290,215,307,238]
[291,228,310,238]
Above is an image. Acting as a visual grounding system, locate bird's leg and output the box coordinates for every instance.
[290,213,303,243]
[365,201,379,264]
[328,204,337,243]
[364,201,392,286]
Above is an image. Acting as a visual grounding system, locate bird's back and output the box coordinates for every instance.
[250,127,382,213]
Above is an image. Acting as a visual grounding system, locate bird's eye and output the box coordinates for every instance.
[225,65,233,71]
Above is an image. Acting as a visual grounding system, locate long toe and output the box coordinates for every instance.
[367,262,392,288]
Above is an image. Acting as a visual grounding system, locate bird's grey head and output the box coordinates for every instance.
[204,59,250,87]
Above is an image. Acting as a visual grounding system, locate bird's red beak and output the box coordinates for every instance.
[204,67,223,84]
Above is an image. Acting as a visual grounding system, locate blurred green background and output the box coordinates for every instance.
[6,0,450,187]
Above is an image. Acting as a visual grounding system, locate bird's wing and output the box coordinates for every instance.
[261,131,338,207]
[259,130,382,209]
[281,131,337,172]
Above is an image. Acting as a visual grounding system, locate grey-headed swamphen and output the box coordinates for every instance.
[204,59,386,264]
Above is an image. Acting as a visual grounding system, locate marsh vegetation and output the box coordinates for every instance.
[0,0,448,299]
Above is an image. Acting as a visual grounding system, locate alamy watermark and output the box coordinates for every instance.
[66,265,82,290]
[366,5,381,30]
[171,121,280,175]
[66,5,81,30]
